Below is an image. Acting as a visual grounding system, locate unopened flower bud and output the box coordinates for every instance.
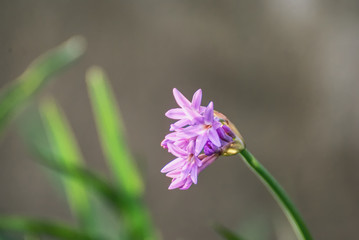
[214,111,245,155]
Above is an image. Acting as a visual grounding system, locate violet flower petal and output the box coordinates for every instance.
[187,140,195,153]
[161,157,185,173]
[222,124,236,138]
[170,119,191,131]
[180,178,193,190]
[199,154,218,173]
[217,126,233,142]
[207,127,221,147]
[177,124,205,138]
[165,108,186,119]
[181,163,191,177]
[173,88,191,108]
[190,165,198,184]
[191,89,202,111]
[165,169,181,178]
[174,139,190,149]
[167,144,187,158]
[168,178,186,190]
[163,132,179,141]
[182,106,202,121]
[195,155,203,167]
[195,133,208,155]
[204,141,220,156]
[204,101,214,124]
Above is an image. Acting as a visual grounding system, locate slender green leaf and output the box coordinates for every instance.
[214,224,245,240]
[17,103,144,239]
[21,103,156,240]
[35,149,126,211]
[86,67,157,240]
[37,149,156,240]
[86,66,143,198]
[39,98,93,230]
[18,112,124,240]
[0,36,86,135]
[239,149,313,240]
[0,217,99,240]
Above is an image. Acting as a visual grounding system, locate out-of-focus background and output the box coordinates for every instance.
[1,1,359,239]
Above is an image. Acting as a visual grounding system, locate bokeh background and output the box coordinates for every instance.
[1,1,359,239]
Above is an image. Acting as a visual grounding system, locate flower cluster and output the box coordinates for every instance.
[161,88,244,190]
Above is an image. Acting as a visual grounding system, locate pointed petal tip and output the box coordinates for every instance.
[165,108,186,119]
[195,134,208,155]
[168,178,185,190]
[172,88,183,99]
[172,88,191,108]
[204,101,214,124]
[191,175,198,185]
[161,157,185,173]
[190,166,198,184]
[191,89,203,110]
[193,88,202,97]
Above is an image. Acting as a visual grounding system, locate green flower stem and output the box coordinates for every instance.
[239,149,313,240]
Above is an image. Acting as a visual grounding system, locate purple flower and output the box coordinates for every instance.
[161,88,244,190]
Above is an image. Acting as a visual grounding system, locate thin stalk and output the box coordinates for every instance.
[239,149,313,240]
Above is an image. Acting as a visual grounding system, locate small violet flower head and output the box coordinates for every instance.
[161,88,245,190]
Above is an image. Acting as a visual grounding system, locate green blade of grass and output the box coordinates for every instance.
[86,67,157,240]
[214,224,245,240]
[86,66,143,198]
[0,36,86,135]
[30,140,150,240]
[17,102,144,239]
[39,98,93,231]
[0,217,98,240]
[37,148,155,240]
[18,110,124,240]
[34,148,126,211]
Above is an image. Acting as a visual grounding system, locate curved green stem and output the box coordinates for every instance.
[239,149,313,240]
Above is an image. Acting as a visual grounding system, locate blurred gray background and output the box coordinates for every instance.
[1,1,359,239]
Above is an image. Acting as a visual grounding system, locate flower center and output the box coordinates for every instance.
[204,124,212,130]
[187,154,194,162]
